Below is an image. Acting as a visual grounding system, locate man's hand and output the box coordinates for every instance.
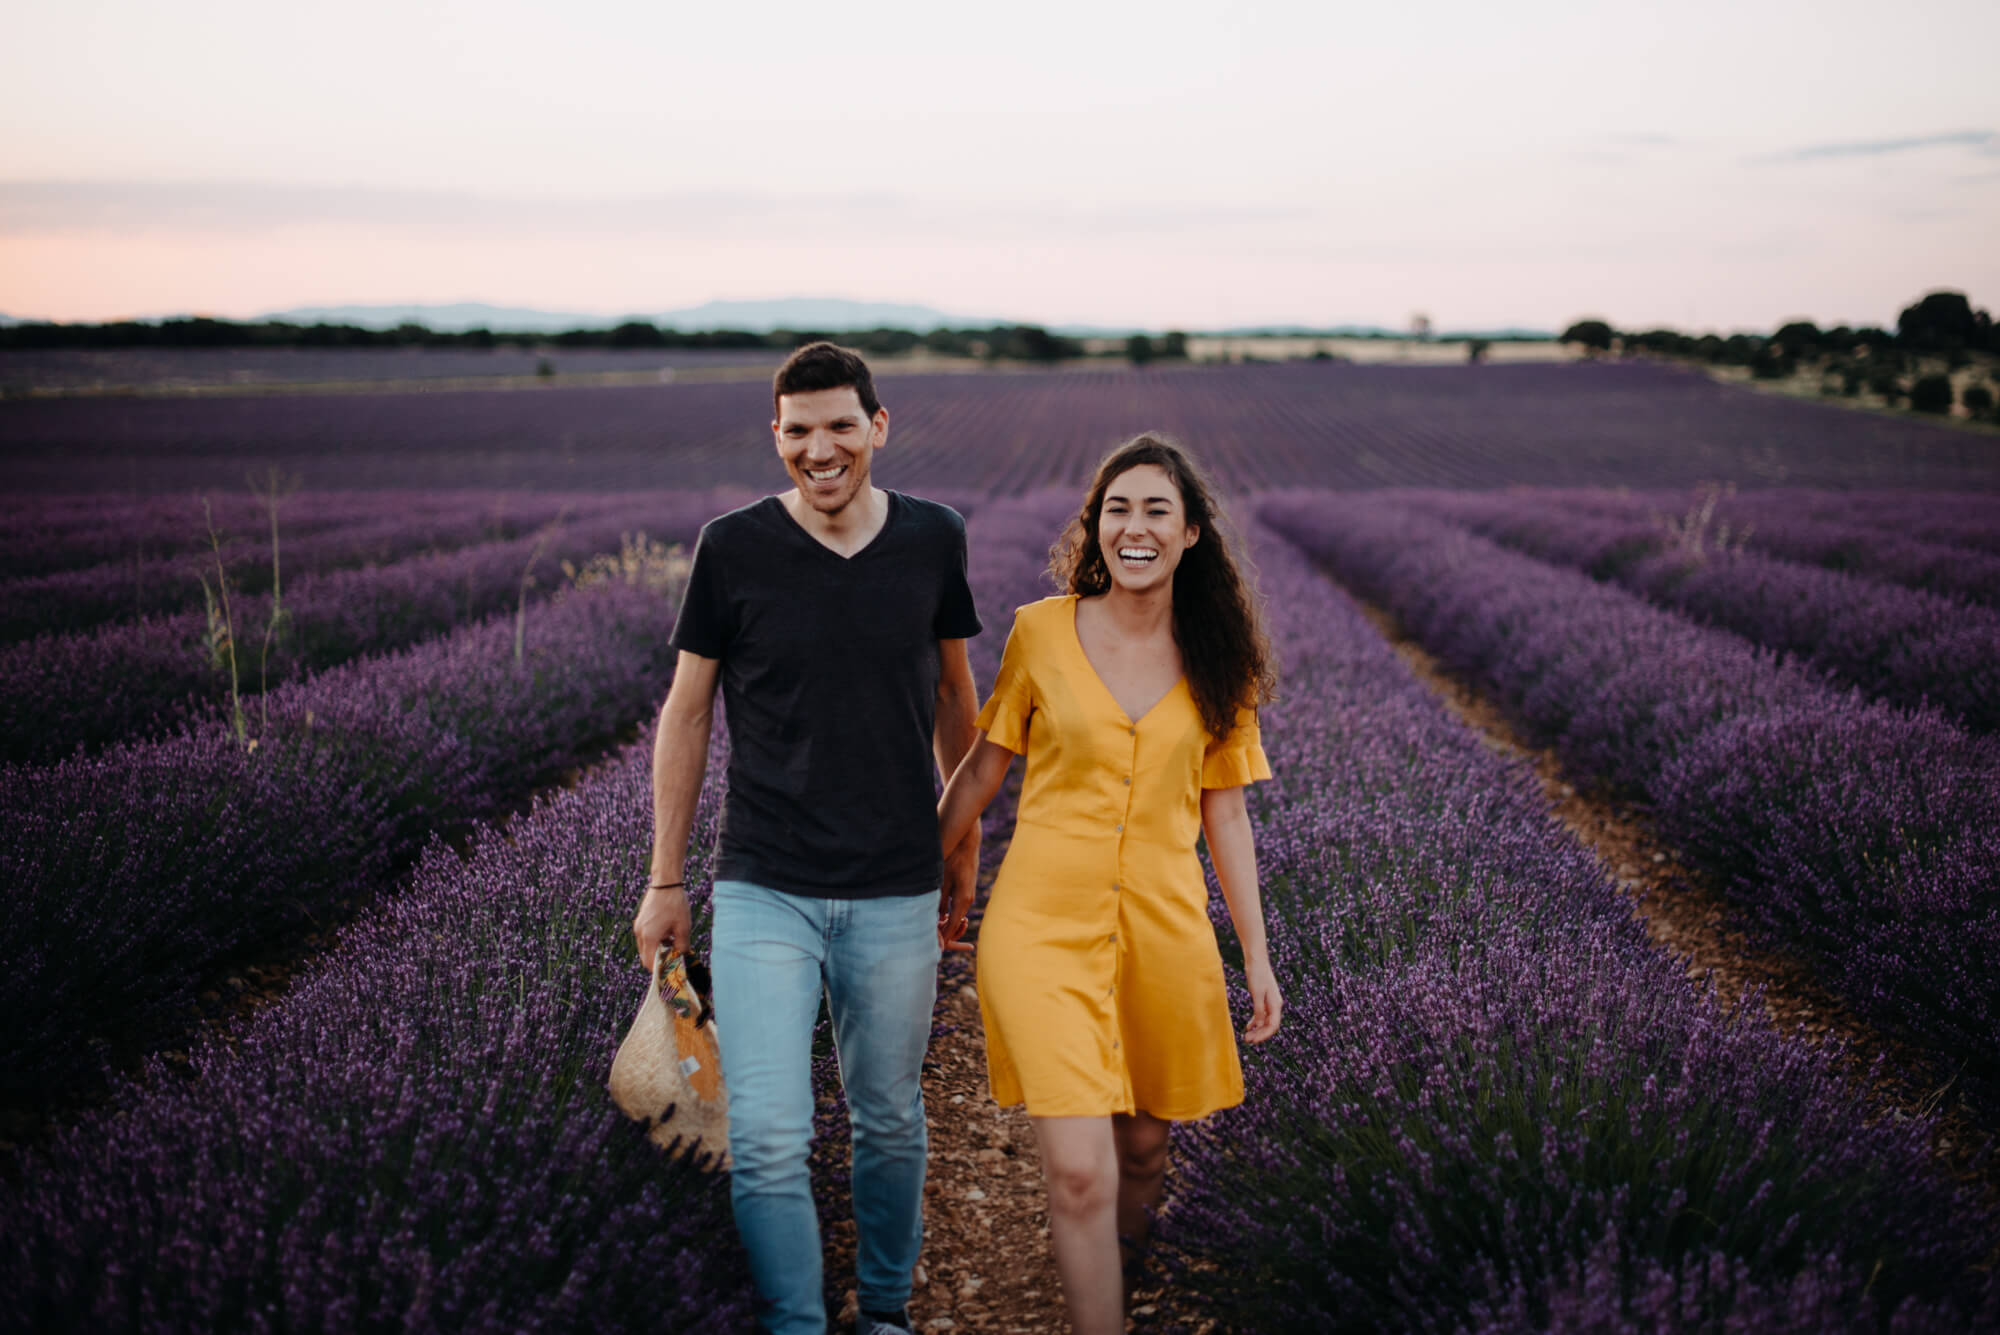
[633,885,692,971]
[938,833,979,953]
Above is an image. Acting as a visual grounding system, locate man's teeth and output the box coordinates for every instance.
[806,466,847,481]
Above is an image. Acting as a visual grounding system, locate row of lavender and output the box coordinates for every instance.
[1685,487,2000,561]
[1390,489,2000,733]
[0,489,518,578]
[1486,486,2000,610]
[1262,494,2000,1116]
[1,553,694,1096]
[0,495,730,765]
[0,726,759,1330]
[0,491,642,644]
[958,496,1997,1329]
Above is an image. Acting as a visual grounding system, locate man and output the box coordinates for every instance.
[632,341,983,1335]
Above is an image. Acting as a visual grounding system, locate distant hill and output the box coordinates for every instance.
[259,302,609,333]
[0,312,33,327]
[648,298,1004,332]
[1204,323,1556,341]
[256,297,1010,334]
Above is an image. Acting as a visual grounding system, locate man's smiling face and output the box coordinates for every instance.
[773,386,886,516]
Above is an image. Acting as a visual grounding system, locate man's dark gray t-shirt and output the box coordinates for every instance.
[669,491,982,900]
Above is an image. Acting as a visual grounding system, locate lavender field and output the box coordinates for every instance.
[2,364,1998,1331]
[3,360,1996,494]
[0,345,784,395]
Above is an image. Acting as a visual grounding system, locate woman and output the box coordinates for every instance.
[936,434,1282,1335]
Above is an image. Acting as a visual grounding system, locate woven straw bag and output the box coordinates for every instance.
[608,947,731,1167]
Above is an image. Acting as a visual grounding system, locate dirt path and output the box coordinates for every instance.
[1340,593,1992,1186]
[905,968,1069,1333]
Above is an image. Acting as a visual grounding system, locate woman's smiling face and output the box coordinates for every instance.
[1096,463,1199,595]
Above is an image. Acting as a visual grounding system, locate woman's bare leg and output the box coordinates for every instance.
[1031,1115,1123,1335]
[1112,1110,1171,1285]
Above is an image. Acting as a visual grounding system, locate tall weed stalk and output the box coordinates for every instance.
[250,468,301,735]
[195,497,246,746]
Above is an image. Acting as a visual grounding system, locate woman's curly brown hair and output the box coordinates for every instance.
[1049,434,1277,741]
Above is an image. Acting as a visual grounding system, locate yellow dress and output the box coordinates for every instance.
[972,594,1272,1120]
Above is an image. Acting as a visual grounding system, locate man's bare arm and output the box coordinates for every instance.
[933,637,983,950]
[933,637,980,782]
[633,650,721,968]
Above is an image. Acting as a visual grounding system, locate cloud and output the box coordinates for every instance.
[0,180,1309,243]
[1750,129,1998,164]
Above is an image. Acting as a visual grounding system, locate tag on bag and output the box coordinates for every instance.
[608,946,730,1167]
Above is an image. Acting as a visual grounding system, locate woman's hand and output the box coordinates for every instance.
[939,832,979,953]
[936,736,1015,953]
[1243,956,1283,1043]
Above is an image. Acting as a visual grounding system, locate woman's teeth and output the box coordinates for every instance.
[1118,548,1157,563]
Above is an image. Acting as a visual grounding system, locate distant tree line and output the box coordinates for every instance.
[1561,291,1999,421]
[0,315,1187,365]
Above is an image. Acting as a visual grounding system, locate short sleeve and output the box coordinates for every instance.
[668,524,734,659]
[932,510,983,640]
[973,610,1036,754]
[1201,706,1272,789]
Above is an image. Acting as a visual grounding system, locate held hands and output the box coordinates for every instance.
[1243,956,1283,1043]
[633,883,692,970]
[938,831,979,953]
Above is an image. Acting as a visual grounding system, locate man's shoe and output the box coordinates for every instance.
[855,1309,914,1335]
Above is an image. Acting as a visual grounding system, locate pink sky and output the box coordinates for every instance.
[3,0,1996,332]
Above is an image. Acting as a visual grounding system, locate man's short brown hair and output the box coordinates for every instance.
[772,341,881,419]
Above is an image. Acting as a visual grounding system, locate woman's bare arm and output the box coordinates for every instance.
[939,737,1015,859]
[1202,784,1282,1042]
[935,735,1015,952]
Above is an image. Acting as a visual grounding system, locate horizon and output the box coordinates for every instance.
[3,0,1996,333]
[0,293,1956,341]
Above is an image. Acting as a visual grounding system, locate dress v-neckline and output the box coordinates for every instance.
[1067,595,1185,728]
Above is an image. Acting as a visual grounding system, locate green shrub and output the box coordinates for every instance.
[1909,374,1954,414]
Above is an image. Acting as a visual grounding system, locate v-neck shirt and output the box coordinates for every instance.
[670,490,983,899]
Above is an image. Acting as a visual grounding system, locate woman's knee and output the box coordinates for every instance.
[1041,1144,1118,1217]
[1113,1113,1171,1181]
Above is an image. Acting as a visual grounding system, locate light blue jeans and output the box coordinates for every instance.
[710,880,940,1335]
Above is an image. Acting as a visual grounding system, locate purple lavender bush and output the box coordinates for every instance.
[0,732,757,1332]
[1406,486,2000,611]
[0,491,628,643]
[0,495,720,765]
[0,489,432,578]
[0,575,683,1095]
[1261,493,2000,1114]
[1394,490,2000,733]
